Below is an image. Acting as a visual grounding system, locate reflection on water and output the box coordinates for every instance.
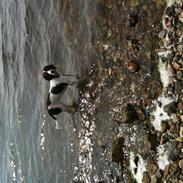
[0,0,97,182]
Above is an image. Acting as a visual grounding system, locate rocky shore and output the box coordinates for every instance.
[76,0,183,182]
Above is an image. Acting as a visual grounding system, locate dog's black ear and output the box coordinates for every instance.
[42,72,54,81]
[43,64,56,71]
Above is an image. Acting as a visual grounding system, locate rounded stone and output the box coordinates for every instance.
[173,62,181,70]
[178,101,183,112]
[151,175,157,183]
[127,61,140,73]
[179,159,183,169]
[179,12,183,22]
[163,101,177,114]
[180,127,183,139]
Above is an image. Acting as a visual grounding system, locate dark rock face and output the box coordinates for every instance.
[110,137,124,163]
[167,141,180,161]
[163,101,177,114]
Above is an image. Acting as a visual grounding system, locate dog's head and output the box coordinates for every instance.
[42,64,59,81]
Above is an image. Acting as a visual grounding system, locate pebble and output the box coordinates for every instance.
[173,62,181,70]
[163,164,170,180]
[176,71,183,80]
[160,135,167,144]
[177,44,183,53]
[170,124,177,134]
[102,44,109,51]
[147,163,158,176]
[180,115,183,122]
[174,81,183,95]
[142,172,151,183]
[127,61,140,73]
[161,122,169,133]
[109,137,124,163]
[180,127,183,138]
[167,141,180,161]
[172,113,181,124]
[179,159,183,169]
[178,101,183,112]
[179,12,183,22]
[163,101,177,114]
[151,175,157,183]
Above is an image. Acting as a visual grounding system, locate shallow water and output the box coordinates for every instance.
[0,0,97,182]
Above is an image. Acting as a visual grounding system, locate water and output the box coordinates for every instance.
[0,0,97,182]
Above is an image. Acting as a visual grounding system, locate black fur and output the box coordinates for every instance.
[42,64,60,81]
[51,83,68,95]
[48,108,62,120]
[43,64,56,71]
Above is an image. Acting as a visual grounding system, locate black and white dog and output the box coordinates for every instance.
[42,64,79,120]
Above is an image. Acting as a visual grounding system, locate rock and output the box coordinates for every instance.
[179,12,183,22]
[172,113,181,124]
[181,115,183,123]
[121,104,139,123]
[163,101,177,114]
[136,108,145,120]
[147,133,159,151]
[177,45,183,53]
[109,137,124,163]
[166,5,175,16]
[128,12,138,27]
[167,141,180,161]
[178,59,183,65]
[169,161,180,178]
[178,143,183,149]
[102,44,109,51]
[161,121,169,133]
[142,172,151,183]
[173,62,181,70]
[159,29,167,39]
[180,127,183,139]
[160,134,170,144]
[175,81,183,95]
[176,71,183,80]
[179,159,183,169]
[127,61,140,73]
[163,164,170,180]
[151,175,157,183]
[178,101,183,112]
[170,124,177,134]
[147,163,158,176]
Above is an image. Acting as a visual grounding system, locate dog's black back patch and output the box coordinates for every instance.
[51,83,68,95]
[48,107,62,120]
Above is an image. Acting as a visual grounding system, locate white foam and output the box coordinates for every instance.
[166,0,182,6]
[151,95,174,131]
[157,145,170,170]
[158,58,173,89]
[129,152,146,183]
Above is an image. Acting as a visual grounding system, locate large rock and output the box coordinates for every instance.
[163,101,177,114]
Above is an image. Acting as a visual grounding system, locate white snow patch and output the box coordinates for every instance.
[129,152,146,183]
[151,95,174,131]
[157,145,170,170]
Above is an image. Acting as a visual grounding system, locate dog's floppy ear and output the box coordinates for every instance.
[43,64,56,71]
